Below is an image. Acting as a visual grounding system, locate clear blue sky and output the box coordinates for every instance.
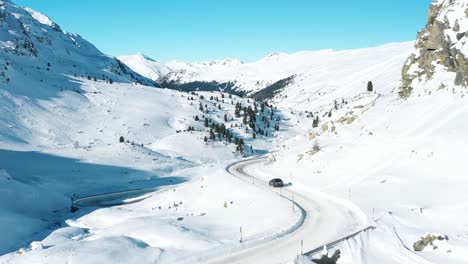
[15,0,432,62]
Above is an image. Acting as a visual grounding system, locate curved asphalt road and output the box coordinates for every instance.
[205,157,369,264]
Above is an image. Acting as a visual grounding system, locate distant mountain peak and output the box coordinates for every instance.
[0,0,156,94]
[24,7,61,30]
[118,53,171,81]
[133,53,158,62]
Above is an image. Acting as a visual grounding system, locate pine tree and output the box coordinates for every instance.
[224,114,228,122]
[195,115,200,121]
[204,136,208,143]
[237,138,245,153]
[313,116,320,128]
[367,81,373,92]
[119,136,125,143]
[204,118,209,127]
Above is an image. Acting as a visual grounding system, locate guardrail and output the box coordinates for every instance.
[303,225,376,257]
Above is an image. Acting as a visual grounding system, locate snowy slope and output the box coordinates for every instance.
[250,1,468,263]
[118,54,172,81]
[0,1,296,261]
[0,79,299,261]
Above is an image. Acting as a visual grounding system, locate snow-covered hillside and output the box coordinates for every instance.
[118,54,172,82]
[250,0,468,263]
[121,43,414,100]
[0,77,299,262]
[0,1,294,262]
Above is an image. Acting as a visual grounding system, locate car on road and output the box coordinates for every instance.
[269,178,284,188]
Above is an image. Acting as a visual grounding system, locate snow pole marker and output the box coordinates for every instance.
[240,226,243,243]
[301,239,304,255]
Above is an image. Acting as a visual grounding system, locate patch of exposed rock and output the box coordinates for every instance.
[312,250,341,264]
[400,0,468,97]
[413,234,448,251]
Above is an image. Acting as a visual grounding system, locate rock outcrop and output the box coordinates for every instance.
[312,249,341,264]
[400,0,468,97]
[413,234,448,251]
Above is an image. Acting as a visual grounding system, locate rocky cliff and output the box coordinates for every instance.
[400,0,468,97]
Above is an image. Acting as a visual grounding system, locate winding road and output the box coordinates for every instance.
[71,155,371,263]
[205,156,370,264]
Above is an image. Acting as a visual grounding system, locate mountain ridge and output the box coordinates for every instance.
[121,42,414,100]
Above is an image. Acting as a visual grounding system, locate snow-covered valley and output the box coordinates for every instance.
[1,0,468,263]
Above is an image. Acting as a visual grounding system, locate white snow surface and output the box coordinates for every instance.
[0,77,300,263]
[253,68,468,263]
[118,54,172,81]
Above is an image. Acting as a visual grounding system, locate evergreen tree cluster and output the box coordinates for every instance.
[195,92,279,154]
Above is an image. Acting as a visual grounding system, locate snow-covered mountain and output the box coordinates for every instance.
[0,0,155,98]
[0,3,287,260]
[121,43,414,100]
[2,0,468,263]
[118,53,172,81]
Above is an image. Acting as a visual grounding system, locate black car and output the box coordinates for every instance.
[269,178,284,188]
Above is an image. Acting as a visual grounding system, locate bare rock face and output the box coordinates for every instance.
[400,0,468,97]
